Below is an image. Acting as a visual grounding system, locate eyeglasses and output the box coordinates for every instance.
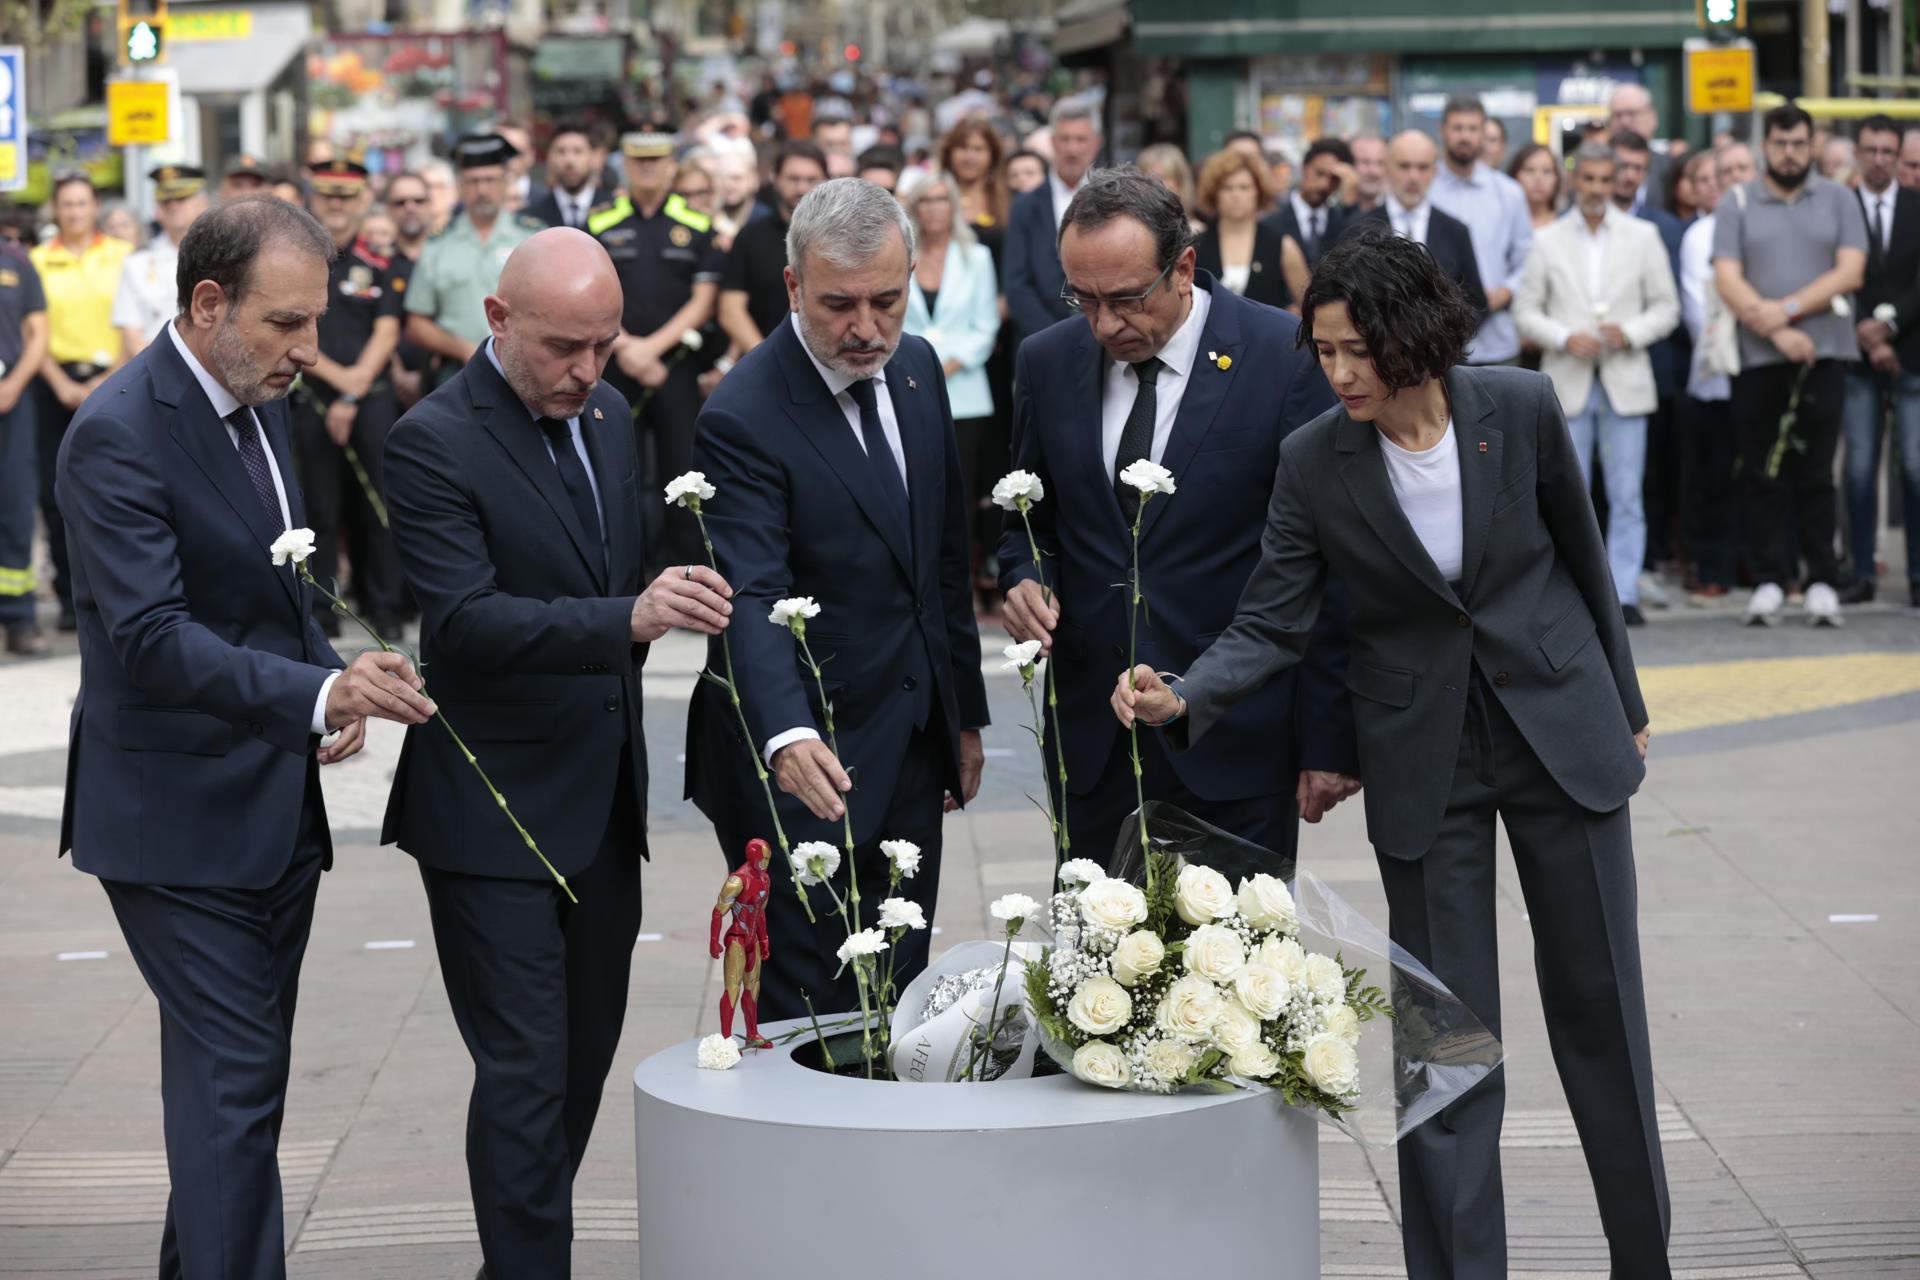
[389,195,429,206]
[1060,258,1176,317]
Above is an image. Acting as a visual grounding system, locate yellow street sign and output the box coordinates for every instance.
[107,80,170,146]
[168,9,251,41]
[1688,44,1755,114]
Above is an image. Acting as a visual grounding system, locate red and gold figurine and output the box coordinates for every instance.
[710,838,773,1048]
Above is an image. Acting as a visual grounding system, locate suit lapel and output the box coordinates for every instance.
[1334,414,1461,609]
[1070,334,1131,546]
[888,350,941,573]
[1141,276,1239,545]
[580,387,637,590]
[468,354,608,591]
[1449,368,1502,600]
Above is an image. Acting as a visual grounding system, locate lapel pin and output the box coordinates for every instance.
[907,375,918,390]
[1207,350,1217,361]
[1477,441,1488,453]
[592,407,604,420]
[1215,354,1232,370]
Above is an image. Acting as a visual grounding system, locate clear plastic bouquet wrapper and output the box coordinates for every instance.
[1024,802,1504,1142]
[887,940,1046,1082]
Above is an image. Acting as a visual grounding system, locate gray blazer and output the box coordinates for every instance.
[1167,365,1647,859]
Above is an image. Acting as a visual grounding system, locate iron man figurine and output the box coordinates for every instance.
[711,838,773,1048]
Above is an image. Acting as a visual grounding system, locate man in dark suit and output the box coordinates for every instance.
[55,197,433,1280]
[522,119,613,231]
[1609,83,1674,213]
[1262,136,1354,266]
[1842,113,1920,607]
[687,178,989,1021]
[1352,131,1490,319]
[999,168,1356,869]
[1003,99,1103,346]
[381,228,734,1279]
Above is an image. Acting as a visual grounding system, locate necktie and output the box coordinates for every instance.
[1309,206,1325,256]
[1871,196,1887,256]
[537,416,606,577]
[227,407,283,533]
[847,377,910,532]
[1113,358,1162,524]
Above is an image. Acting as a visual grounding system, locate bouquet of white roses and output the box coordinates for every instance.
[1024,853,1388,1110]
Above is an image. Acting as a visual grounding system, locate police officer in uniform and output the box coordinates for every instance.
[591,122,724,570]
[296,159,409,636]
[403,134,544,384]
[112,165,209,356]
[0,235,48,654]
[381,169,436,409]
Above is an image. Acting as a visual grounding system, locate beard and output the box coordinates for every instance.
[1766,161,1810,191]
[208,315,295,406]
[1446,141,1481,169]
[496,335,594,420]
[795,304,897,380]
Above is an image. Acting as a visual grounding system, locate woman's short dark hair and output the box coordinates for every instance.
[175,195,334,314]
[1057,166,1194,269]
[1297,221,1478,394]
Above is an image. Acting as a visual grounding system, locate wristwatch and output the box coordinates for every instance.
[1782,297,1802,320]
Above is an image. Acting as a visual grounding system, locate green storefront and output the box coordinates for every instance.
[1123,1,1700,160]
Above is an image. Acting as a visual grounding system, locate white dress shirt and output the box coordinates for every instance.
[1861,182,1896,254]
[483,339,606,531]
[763,316,913,763]
[555,184,599,229]
[1100,284,1212,479]
[1050,171,1086,230]
[1385,194,1433,246]
[165,320,338,734]
[1290,191,1330,247]
[1377,419,1464,582]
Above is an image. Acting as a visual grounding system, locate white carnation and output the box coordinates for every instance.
[1066,975,1133,1036]
[679,328,705,351]
[990,893,1039,925]
[695,1033,741,1071]
[835,928,888,963]
[768,597,821,627]
[1056,858,1106,887]
[1117,458,1177,496]
[1142,1037,1198,1083]
[1182,922,1247,985]
[1229,1042,1283,1080]
[1109,929,1165,987]
[1157,974,1225,1040]
[1211,999,1263,1055]
[1236,873,1296,932]
[990,469,1045,511]
[1831,296,1853,319]
[1302,1032,1361,1095]
[1233,963,1291,1020]
[1305,953,1348,1004]
[877,897,926,931]
[790,841,840,885]
[1079,879,1149,931]
[1174,863,1235,925]
[1071,1039,1132,1089]
[1001,639,1043,674]
[880,840,921,878]
[269,527,317,567]
[662,471,716,508]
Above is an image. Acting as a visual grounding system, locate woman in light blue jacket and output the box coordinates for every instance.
[901,169,1003,596]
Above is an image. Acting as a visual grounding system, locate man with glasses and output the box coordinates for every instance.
[1713,104,1868,626]
[380,170,435,409]
[403,134,544,383]
[998,167,1355,872]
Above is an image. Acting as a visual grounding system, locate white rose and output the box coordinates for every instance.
[1229,1042,1283,1080]
[1110,929,1166,987]
[1303,1032,1361,1096]
[1079,879,1150,931]
[1116,458,1177,497]
[877,897,926,930]
[1066,975,1133,1036]
[1071,1039,1133,1089]
[1305,953,1348,1004]
[679,328,705,352]
[1831,295,1853,319]
[1142,1037,1198,1083]
[990,893,1039,926]
[696,1033,741,1071]
[1182,922,1247,985]
[991,469,1045,511]
[1233,963,1291,1020]
[1236,874,1296,932]
[1320,1004,1362,1045]
[1056,858,1107,888]
[1174,863,1235,925]
[662,471,716,508]
[1157,975,1224,1040]
[1211,999,1263,1055]
[1874,302,1898,325]
[1258,936,1310,985]
[1001,639,1043,674]
[790,841,840,886]
[835,928,888,963]
[269,527,317,567]
[880,840,921,878]
[768,597,821,628]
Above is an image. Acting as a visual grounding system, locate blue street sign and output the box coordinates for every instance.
[0,49,24,194]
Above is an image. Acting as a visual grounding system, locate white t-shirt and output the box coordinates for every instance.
[1377,420,1464,582]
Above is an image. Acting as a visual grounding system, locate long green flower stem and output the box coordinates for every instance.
[686,505,814,923]
[291,380,390,531]
[1765,365,1814,480]
[297,565,575,902]
[1015,503,1068,864]
[1126,498,1155,894]
[795,630,882,1071]
[967,930,1017,1082]
[629,346,695,419]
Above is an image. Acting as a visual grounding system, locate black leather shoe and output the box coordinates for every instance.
[1621,603,1647,626]
[1837,579,1876,605]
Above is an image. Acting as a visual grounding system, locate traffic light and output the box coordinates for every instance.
[118,0,167,66]
[1697,0,1745,30]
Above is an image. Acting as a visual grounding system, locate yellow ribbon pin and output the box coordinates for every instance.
[1216,354,1232,370]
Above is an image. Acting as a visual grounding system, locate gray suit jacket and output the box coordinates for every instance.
[1167,365,1646,859]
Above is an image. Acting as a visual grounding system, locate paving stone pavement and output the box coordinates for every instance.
[2,609,1917,1278]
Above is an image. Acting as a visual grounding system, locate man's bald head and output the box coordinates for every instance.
[485,228,625,420]
[1609,84,1657,137]
[1387,130,1439,208]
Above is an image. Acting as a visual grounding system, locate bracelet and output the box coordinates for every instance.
[1141,672,1186,727]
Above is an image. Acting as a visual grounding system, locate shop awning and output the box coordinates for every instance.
[166,2,312,96]
[1053,0,1129,57]
[1131,0,1698,57]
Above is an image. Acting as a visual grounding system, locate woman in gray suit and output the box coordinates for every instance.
[1114,222,1670,1280]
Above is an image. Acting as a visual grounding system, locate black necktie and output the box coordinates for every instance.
[848,377,909,531]
[537,416,606,577]
[1113,358,1162,524]
[1308,206,1325,257]
[1870,197,1887,258]
[227,407,284,533]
